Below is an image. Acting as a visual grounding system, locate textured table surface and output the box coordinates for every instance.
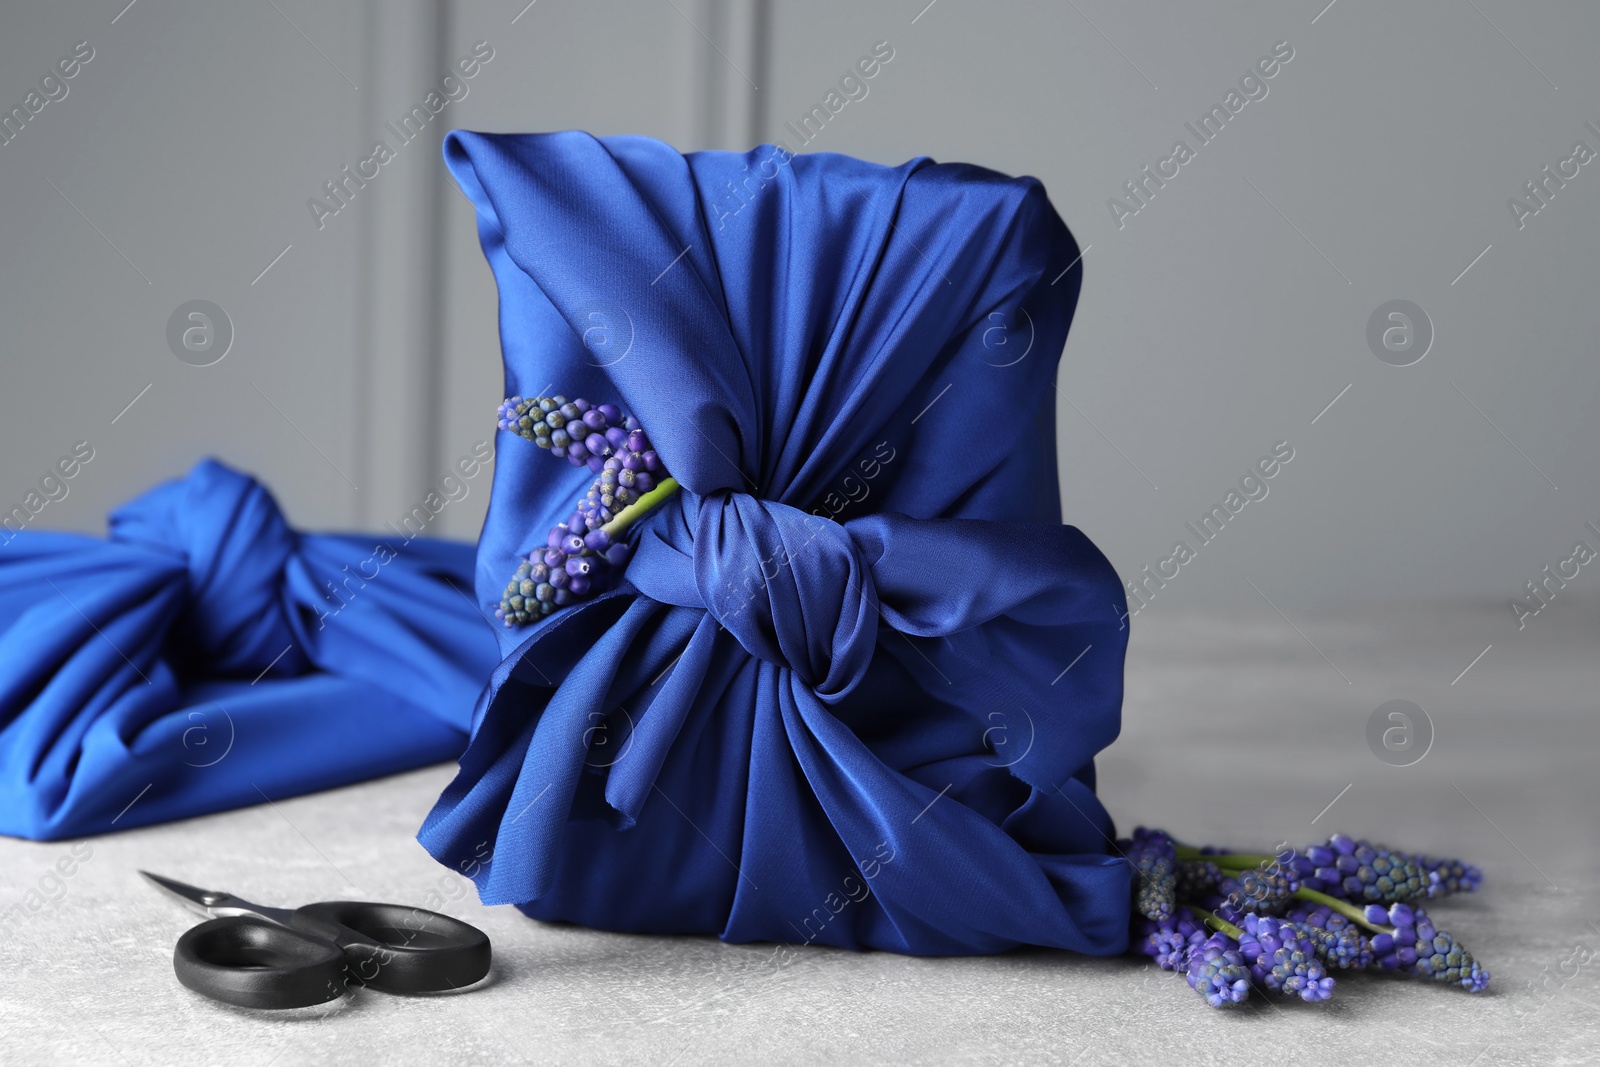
[3,599,1595,1066]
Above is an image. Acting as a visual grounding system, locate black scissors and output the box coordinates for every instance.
[142,871,492,1010]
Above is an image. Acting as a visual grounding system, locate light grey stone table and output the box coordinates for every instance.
[3,599,1595,1066]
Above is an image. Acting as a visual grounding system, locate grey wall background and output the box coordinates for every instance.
[3,0,1597,627]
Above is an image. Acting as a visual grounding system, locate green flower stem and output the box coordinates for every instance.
[1294,886,1390,933]
[1200,909,1246,941]
[599,477,680,539]
[1174,847,1278,868]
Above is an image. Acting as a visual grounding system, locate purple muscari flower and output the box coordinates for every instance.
[1413,919,1491,992]
[577,464,639,531]
[1210,879,1246,924]
[1237,915,1335,1000]
[1367,901,1413,929]
[1396,907,1491,992]
[1136,921,1186,970]
[1356,902,1490,992]
[576,489,614,533]
[496,396,674,624]
[1194,887,1246,928]
[1232,856,1301,915]
[574,425,663,521]
[496,521,635,627]
[1356,844,1478,895]
[1186,935,1251,1009]
[1120,827,1178,922]
[497,555,561,626]
[1135,907,1206,971]
[498,395,644,468]
[1394,850,1484,899]
[1284,902,1358,948]
[1280,850,1332,894]
[1270,941,1336,1002]
[1236,914,1286,984]
[1313,833,1429,904]
[1286,918,1373,970]
[1176,860,1224,900]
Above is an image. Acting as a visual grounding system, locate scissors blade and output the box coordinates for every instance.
[140,870,234,913]
[140,870,296,925]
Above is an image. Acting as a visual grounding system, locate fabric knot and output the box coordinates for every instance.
[690,490,877,696]
[108,458,307,675]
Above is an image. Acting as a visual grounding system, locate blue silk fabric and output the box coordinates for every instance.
[420,132,1134,956]
[0,459,499,840]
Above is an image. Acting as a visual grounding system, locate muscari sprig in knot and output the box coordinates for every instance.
[494,395,679,627]
[1129,826,1489,1010]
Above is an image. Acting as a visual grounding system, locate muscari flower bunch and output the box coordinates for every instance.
[1126,828,1488,1010]
[493,395,679,626]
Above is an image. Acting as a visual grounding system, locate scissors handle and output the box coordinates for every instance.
[173,901,491,1010]
[294,900,492,995]
[173,917,346,1010]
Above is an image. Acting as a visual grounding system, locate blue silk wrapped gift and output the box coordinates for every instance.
[418,132,1134,956]
[0,459,500,839]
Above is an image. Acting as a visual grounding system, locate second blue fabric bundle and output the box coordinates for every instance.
[0,459,500,839]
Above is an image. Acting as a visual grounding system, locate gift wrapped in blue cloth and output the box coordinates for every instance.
[0,459,500,839]
[419,131,1134,955]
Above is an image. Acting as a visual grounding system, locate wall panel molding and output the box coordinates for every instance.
[354,0,450,529]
